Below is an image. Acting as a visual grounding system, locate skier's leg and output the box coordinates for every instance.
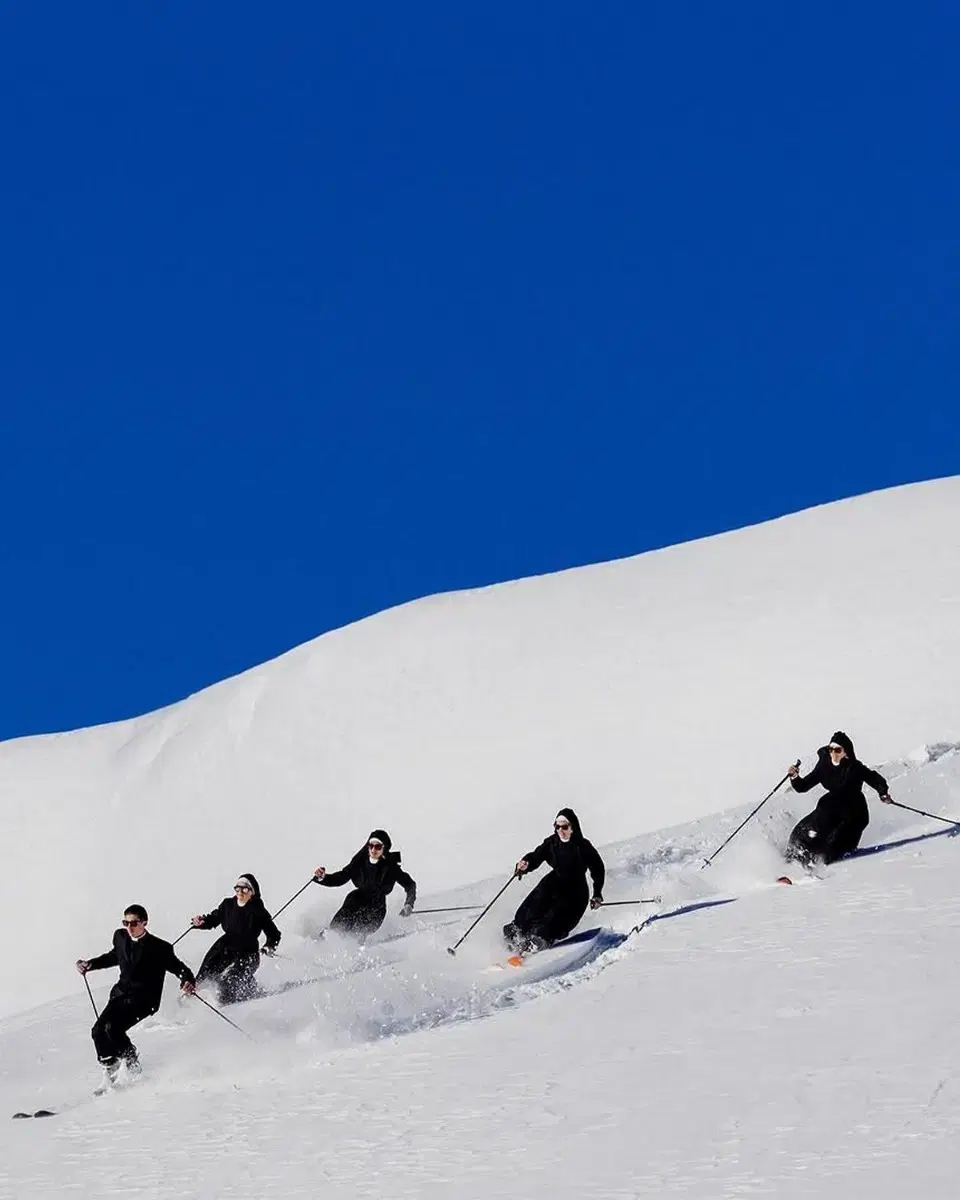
[196,937,232,987]
[511,878,555,936]
[532,886,589,944]
[329,891,371,936]
[821,816,868,864]
[786,815,820,865]
[92,997,148,1065]
[220,951,260,1003]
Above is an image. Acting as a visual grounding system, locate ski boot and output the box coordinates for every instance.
[94,1057,121,1096]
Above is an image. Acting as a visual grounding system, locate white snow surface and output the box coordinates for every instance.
[2,476,960,1198]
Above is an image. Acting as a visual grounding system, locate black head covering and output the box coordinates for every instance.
[367,829,393,853]
[555,808,583,840]
[829,731,856,759]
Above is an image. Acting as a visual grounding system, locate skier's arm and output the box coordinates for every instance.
[85,946,119,971]
[194,901,226,930]
[517,839,549,874]
[859,762,891,798]
[165,945,196,989]
[395,867,417,913]
[584,842,606,901]
[316,862,353,888]
[790,760,822,793]
[261,908,282,950]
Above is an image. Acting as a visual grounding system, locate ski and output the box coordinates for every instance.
[498,926,604,968]
[12,1109,56,1119]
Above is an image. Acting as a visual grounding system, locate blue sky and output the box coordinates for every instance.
[1,3,957,740]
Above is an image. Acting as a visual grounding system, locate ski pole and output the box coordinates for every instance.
[597,897,662,907]
[447,873,518,956]
[191,992,253,1040]
[270,877,316,921]
[171,926,193,947]
[701,761,801,868]
[82,974,100,1019]
[890,799,960,827]
[415,905,484,915]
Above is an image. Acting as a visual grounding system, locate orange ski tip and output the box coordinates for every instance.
[506,954,525,967]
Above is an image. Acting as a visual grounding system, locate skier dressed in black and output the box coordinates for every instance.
[77,904,195,1089]
[786,731,893,865]
[504,808,605,954]
[191,873,281,1004]
[313,829,416,939]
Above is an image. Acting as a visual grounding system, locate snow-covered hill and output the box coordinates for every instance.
[2,477,959,1197]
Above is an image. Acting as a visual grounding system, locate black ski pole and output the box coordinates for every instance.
[447,873,518,956]
[597,897,662,907]
[416,905,484,915]
[172,926,193,947]
[191,992,253,1040]
[890,799,960,827]
[270,878,316,922]
[82,974,99,1019]
[701,761,801,868]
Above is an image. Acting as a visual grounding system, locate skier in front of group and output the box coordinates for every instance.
[77,904,195,1090]
[313,829,417,939]
[786,731,893,865]
[191,873,281,1005]
[504,808,605,955]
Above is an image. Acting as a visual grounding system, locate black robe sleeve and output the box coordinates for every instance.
[260,905,282,949]
[198,900,227,930]
[164,942,195,987]
[317,858,356,888]
[583,840,606,900]
[86,932,120,971]
[790,757,823,794]
[521,837,551,872]
[394,865,417,908]
[858,761,889,796]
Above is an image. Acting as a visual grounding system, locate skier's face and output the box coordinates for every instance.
[368,840,385,859]
[233,883,253,906]
[554,818,573,842]
[121,913,147,939]
[828,744,846,764]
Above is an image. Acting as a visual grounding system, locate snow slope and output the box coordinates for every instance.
[2,476,958,1018]
[2,746,960,1198]
[1,477,960,1198]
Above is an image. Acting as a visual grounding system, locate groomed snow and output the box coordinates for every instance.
[1,477,959,1197]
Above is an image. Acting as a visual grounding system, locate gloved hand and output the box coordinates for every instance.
[400,903,414,918]
[590,897,603,910]
[76,959,90,974]
[262,945,278,956]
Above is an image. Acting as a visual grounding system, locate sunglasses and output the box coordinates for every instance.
[554,822,571,831]
[121,918,144,928]
[828,745,845,753]
[368,841,384,850]
[234,885,252,893]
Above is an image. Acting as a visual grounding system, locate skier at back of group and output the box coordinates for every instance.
[786,731,892,866]
[313,829,416,939]
[504,808,605,954]
[191,873,281,1004]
